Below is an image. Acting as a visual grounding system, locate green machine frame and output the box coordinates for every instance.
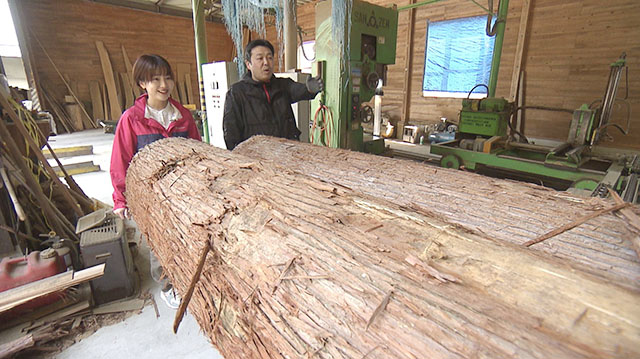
[311,0,398,152]
[428,1,637,200]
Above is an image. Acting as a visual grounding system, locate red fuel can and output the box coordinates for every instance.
[0,249,66,317]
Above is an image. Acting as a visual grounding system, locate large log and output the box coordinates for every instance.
[127,138,639,359]
[234,136,640,291]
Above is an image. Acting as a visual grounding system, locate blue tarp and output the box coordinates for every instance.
[423,15,496,95]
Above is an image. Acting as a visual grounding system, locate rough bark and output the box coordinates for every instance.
[234,136,640,291]
[126,138,639,359]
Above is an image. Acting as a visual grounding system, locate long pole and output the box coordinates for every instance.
[488,0,509,97]
[192,0,209,143]
[283,0,297,71]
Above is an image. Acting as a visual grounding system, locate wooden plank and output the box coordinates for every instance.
[0,334,35,358]
[43,145,93,159]
[63,103,84,131]
[114,71,123,112]
[401,0,416,125]
[176,63,191,104]
[95,41,122,122]
[509,0,531,102]
[121,44,141,97]
[101,82,109,123]
[52,161,100,177]
[0,264,105,313]
[41,86,73,133]
[120,72,134,109]
[92,298,145,315]
[89,81,104,123]
[184,73,194,106]
[177,79,187,105]
[171,78,181,103]
[29,31,96,129]
[25,301,90,330]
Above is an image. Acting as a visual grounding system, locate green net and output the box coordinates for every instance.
[222,0,284,75]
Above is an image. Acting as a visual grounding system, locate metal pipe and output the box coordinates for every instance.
[466,0,492,14]
[192,0,210,143]
[397,0,445,12]
[488,0,509,97]
[592,53,626,145]
[373,94,382,137]
[283,0,297,71]
[398,0,491,12]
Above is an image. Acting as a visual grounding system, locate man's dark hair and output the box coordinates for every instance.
[244,39,274,62]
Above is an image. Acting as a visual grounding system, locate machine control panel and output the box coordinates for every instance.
[202,62,239,149]
[351,94,360,126]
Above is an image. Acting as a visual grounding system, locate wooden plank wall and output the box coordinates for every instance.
[15,0,234,111]
[269,0,639,149]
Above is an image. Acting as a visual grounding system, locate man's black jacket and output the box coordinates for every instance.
[223,71,316,150]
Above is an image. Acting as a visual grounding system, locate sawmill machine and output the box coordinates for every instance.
[430,53,638,202]
[310,0,398,153]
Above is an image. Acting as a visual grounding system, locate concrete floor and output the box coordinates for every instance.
[47,129,223,359]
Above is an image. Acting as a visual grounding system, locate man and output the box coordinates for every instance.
[223,39,323,150]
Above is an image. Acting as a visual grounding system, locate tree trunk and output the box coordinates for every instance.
[234,136,640,291]
[126,138,639,359]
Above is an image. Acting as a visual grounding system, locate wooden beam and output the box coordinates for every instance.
[120,72,134,109]
[401,0,416,125]
[176,63,191,104]
[89,81,104,123]
[0,264,105,313]
[29,30,96,129]
[96,41,122,122]
[122,45,141,97]
[509,0,531,102]
[185,73,194,106]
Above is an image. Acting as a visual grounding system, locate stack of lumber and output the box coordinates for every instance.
[30,37,196,133]
[96,42,195,126]
[126,138,640,359]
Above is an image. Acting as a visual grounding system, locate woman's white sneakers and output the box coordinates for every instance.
[160,288,181,309]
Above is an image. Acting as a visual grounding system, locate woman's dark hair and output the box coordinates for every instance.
[133,54,174,87]
[244,39,274,62]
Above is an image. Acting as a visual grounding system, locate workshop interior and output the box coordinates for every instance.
[0,0,638,358]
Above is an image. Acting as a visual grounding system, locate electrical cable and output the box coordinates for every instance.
[508,107,529,143]
[596,99,632,136]
[297,26,315,62]
[486,0,504,36]
[311,101,333,147]
[467,84,489,99]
